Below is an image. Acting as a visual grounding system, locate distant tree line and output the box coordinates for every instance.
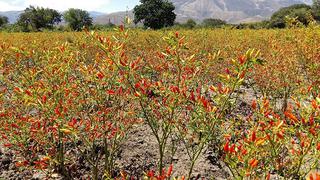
[0,6,113,32]
[1,0,320,32]
[220,0,320,29]
[0,15,9,27]
[173,18,227,29]
[238,2,319,29]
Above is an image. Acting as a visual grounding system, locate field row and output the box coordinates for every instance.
[0,27,320,179]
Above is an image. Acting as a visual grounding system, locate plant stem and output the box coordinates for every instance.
[93,166,98,180]
[159,142,164,176]
[294,138,314,178]
[187,160,195,180]
[104,137,110,175]
[58,130,64,173]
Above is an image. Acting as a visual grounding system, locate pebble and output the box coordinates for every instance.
[31,172,46,180]
[51,173,61,178]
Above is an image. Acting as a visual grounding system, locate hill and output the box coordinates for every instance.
[0,0,313,25]
[95,0,312,24]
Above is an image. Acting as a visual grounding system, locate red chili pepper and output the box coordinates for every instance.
[249,159,259,168]
[54,106,61,116]
[266,172,271,180]
[230,144,236,154]
[241,149,248,155]
[251,100,257,110]
[312,100,317,109]
[224,141,229,153]
[107,90,116,95]
[225,68,230,74]
[251,130,257,142]
[310,115,315,126]
[175,31,179,38]
[190,90,195,102]
[119,25,124,32]
[3,143,12,147]
[284,111,298,123]
[309,128,317,136]
[120,59,127,66]
[25,90,32,97]
[11,123,19,129]
[166,47,171,54]
[239,71,246,79]
[97,72,104,79]
[201,97,209,109]
[167,164,173,177]
[277,131,284,140]
[147,170,154,178]
[42,95,47,103]
[239,56,246,64]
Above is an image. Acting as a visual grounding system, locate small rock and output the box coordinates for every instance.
[32,172,46,180]
[51,173,60,178]
[215,177,227,180]
[171,156,179,162]
[270,174,282,180]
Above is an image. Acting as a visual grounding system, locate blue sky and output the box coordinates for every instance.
[0,0,140,12]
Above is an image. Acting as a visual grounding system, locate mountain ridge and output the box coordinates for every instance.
[172,0,313,23]
[0,0,314,25]
[94,0,313,24]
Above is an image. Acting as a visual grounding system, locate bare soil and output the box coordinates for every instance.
[0,122,230,179]
[0,86,257,179]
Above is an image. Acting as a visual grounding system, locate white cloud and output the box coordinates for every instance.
[0,1,24,11]
[25,0,111,11]
[0,0,112,12]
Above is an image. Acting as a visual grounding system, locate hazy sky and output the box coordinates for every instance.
[0,0,140,12]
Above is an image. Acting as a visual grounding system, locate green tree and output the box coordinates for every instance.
[133,0,176,29]
[0,16,9,27]
[17,6,62,31]
[235,20,270,29]
[183,18,197,29]
[312,0,320,21]
[63,8,93,31]
[201,18,226,28]
[269,4,312,28]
